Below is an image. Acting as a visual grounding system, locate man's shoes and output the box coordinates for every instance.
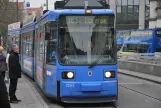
[15,99,21,102]
[10,98,21,103]
[12,96,21,102]
[10,100,18,103]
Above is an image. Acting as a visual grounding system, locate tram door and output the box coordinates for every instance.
[35,25,47,91]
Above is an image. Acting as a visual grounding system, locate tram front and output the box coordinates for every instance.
[57,10,118,103]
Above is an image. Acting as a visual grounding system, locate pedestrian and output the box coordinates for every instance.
[6,48,11,64]
[8,44,21,103]
[0,46,8,80]
[0,72,11,108]
[6,47,11,82]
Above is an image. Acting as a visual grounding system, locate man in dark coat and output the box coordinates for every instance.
[8,44,21,103]
[0,74,11,108]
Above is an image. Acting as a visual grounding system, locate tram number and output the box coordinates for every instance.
[66,84,74,88]
[108,83,115,86]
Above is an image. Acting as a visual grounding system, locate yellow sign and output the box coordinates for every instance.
[67,17,107,24]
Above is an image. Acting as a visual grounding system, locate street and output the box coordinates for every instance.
[26,73,161,108]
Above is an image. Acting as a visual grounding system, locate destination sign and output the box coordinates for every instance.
[66,16,108,24]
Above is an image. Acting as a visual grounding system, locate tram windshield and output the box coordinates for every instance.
[58,15,116,65]
[122,44,150,53]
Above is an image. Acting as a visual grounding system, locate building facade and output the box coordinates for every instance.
[109,0,150,30]
[149,0,161,28]
[22,1,42,26]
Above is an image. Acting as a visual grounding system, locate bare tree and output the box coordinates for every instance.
[0,0,8,16]
[0,0,23,47]
[0,0,9,46]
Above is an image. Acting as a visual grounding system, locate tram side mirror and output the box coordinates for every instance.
[45,32,50,40]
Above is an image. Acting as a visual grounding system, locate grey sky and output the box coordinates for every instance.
[12,0,58,8]
[27,0,62,8]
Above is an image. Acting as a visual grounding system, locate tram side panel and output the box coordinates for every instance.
[45,26,58,97]
[34,20,59,98]
[21,30,35,79]
[34,24,46,91]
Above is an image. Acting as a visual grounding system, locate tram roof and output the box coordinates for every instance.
[21,22,35,33]
[21,9,115,33]
[8,28,21,35]
[22,22,35,30]
[35,9,114,24]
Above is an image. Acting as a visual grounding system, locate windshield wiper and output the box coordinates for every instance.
[88,45,114,68]
[88,55,105,68]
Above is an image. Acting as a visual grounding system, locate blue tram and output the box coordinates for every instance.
[10,0,118,103]
[116,30,130,51]
[119,28,161,54]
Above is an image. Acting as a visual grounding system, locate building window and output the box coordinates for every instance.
[117,6,121,13]
[128,0,133,5]
[134,0,139,5]
[117,0,121,5]
[128,6,133,13]
[128,14,133,21]
[134,13,139,21]
[122,6,127,13]
[116,0,139,25]
[134,6,139,12]
[145,0,150,28]
[122,0,127,5]
[146,0,149,5]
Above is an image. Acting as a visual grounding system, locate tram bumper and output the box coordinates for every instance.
[59,80,118,103]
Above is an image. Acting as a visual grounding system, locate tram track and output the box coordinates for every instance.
[61,102,119,108]
[119,85,161,102]
[109,103,119,108]
[27,72,161,108]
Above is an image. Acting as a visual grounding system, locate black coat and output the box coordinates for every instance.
[8,51,21,78]
[0,53,8,72]
[0,75,11,108]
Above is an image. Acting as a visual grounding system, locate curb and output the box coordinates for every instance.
[119,69,161,84]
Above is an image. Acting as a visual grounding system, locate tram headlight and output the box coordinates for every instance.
[62,72,74,79]
[105,72,112,78]
[67,72,74,78]
[105,71,115,78]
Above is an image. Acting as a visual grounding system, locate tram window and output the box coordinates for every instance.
[28,34,33,57]
[123,44,150,53]
[37,25,45,61]
[156,30,161,37]
[46,41,56,65]
[38,41,45,61]
[156,48,161,52]
[22,31,33,57]
[45,21,57,40]
[22,41,26,55]
[28,43,32,56]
